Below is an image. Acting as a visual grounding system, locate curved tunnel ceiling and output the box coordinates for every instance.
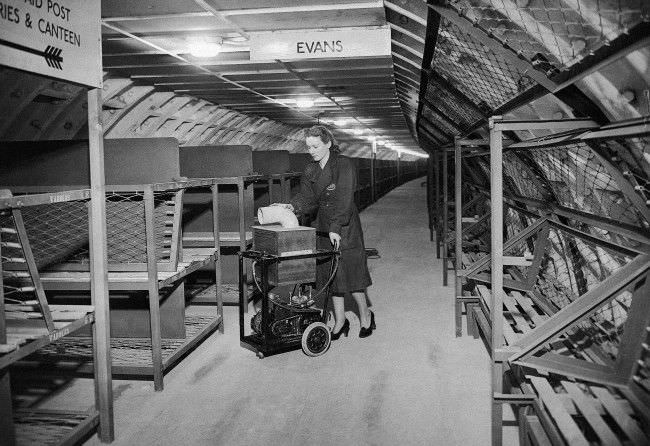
[416,0,649,148]
[0,1,646,164]
[99,0,428,158]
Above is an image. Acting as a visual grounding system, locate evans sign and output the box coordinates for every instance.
[0,0,101,87]
[249,26,391,61]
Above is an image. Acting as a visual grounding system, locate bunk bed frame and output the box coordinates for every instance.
[0,190,108,445]
[12,179,224,392]
[452,117,650,445]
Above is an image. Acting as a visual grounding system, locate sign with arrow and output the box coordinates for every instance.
[0,0,101,87]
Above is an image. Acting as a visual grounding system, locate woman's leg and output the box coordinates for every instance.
[352,290,371,328]
[332,294,346,332]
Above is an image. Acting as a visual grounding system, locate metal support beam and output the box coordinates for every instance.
[87,88,114,441]
[510,255,650,361]
[489,116,504,446]
[442,147,449,286]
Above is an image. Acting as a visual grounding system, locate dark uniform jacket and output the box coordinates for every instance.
[291,150,371,293]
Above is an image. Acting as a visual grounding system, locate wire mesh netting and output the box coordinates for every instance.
[20,201,90,269]
[105,190,176,264]
[447,0,648,70]
[422,104,462,137]
[425,78,485,132]
[420,122,451,144]
[503,152,552,200]
[432,18,537,109]
[1,210,40,306]
[525,142,648,228]
[535,226,633,305]
[597,136,650,204]
[505,222,637,361]
[8,191,179,270]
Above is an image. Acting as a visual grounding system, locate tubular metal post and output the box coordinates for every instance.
[144,185,164,391]
[490,117,504,446]
[435,151,441,256]
[454,138,463,336]
[87,88,114,441]
[370,141,377,203]
[0,224,15,446]
[238,254,245,340]
[396,151,401,185]
[427,156,434,242]
[267,178,273,205]
[238,177,248,313]
[442,148,449,286]
[212,185,224,333]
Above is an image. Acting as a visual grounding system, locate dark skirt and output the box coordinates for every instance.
[317,244,372,294]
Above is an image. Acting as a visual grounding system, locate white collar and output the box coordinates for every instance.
[319,151,330,169]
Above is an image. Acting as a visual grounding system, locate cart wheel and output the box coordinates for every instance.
[301,322,331,357]
[256,351,264,359]
[251,311,262,334]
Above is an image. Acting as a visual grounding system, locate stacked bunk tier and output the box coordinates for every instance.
[0,190,100,445]
[252,150,301,211]
[454,118,650,444]
[180,145,266,306]
[0,138,224,391]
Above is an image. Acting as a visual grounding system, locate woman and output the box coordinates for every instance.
[276,125,374,338]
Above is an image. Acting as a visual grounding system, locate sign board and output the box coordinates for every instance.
[0,0,101,87]
[249,26,391,61]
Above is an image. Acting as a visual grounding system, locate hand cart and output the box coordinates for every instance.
[238,249,339,358]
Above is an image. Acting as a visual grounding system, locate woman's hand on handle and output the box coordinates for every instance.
[329,232,341,251]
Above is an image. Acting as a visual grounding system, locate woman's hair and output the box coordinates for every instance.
[305,125,338,149]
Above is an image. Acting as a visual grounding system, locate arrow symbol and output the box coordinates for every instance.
[0,39,63,70]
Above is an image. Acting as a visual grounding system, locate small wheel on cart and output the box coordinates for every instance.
[256,351,264,359]
[301,322,331,357]
[251,311,262,334]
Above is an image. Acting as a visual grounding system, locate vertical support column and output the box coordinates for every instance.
[87,88,114,441]
[280,176,289,203]
[237,178,248,313]
[211,185,224,334]
[370,140,377,203]
[489,117,504,446]
[144,185,164,391]
[454,138,463,336]
[266,177,273,205]
[0,370,13,446]
[442,148,449,286]
[0,228,15,446]
[434,151,441,258]
[396,150,401,186]
[427,155,434,242]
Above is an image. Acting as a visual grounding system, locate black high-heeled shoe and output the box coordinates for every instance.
[331,319,350,341]
[359,311,376,338]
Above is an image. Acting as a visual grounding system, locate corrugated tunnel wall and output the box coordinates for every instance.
[0,1,648,445]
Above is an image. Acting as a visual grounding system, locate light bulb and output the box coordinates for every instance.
[296,98,314,108]
[353,129,363,135]
[189,41,222,58]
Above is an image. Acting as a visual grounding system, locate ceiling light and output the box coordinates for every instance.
[353,129,363,136]
[333,119,348,127]
[398,148,429,158]
[188,39,222,58]
[296,98,315,108]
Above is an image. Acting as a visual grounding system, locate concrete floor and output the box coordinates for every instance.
[32,178,518,445]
